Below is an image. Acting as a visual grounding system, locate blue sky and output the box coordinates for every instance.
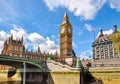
[0,0,120,59]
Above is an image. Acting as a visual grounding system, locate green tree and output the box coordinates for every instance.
[110,31,120,56]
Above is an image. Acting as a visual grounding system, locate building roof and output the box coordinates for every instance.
[95,34,110,44]
[93,25,118,45]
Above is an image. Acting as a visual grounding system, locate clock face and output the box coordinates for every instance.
[61,28,65,34]
[68,28,71,33]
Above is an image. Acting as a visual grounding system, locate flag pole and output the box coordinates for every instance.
[92,29,95,42]
[94,31,95,42]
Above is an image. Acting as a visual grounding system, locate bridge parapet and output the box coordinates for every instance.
[0,55,43,71]
[46,60,80,71]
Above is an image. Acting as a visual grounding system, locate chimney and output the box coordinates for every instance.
[113,25,117,34]
[99,29,104,37]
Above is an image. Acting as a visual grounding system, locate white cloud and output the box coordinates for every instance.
[0,31,8,52]
[103,29,113,35]
[77,30,83,35]
[84,23,95,32]
[51,35,56,40]
[28,32,46,44]
[0,31,8,41]
[42,37,59,54]
[10,24,27,39]
[44,0,107,20]
[109,0,120,12]
[72,41,77,48]
[0,41,4,52]
[0,17,3,22]
[97,29,113,37]
[28,33,59,54]
[80,50,92,60]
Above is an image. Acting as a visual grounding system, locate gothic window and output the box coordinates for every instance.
[100,47,103,52]
[105,48,108,51]
[105,43,108,48]
[105,54,108,59]
[101,55,104,59]
[114,49,118,58]
[109,48,113,58]
[18,47,20,51]
[105,49,108,59]
[100,44,102,50]
[13,46,15,51]
[110,55,113,58]
[110,42,112,46]
[96,44,98,47]
[97,55,99,59]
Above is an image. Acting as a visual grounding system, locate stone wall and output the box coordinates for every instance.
[81,58,120,67]
[46,60,80,71]
[49,72,80,84]
[84,68,120,84]
[93,58,120,67]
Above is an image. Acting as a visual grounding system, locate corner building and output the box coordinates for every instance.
[92,25,119,60]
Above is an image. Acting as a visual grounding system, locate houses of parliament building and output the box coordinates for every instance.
[1,35,58,60]
[0,35,58,70]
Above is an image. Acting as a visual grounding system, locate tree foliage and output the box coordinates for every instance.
[110,31,120,55]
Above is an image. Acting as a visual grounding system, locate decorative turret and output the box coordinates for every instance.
[55,50,58,56]
[99,29,104,37]
[4,40,7,47]
[44,51,46,55]
[21,37,23,44]
[37,46,41,54]
[23,45,25,52]
[113,25,117,34]
[11,34,13,40]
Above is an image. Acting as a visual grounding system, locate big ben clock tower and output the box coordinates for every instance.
[60,12,72,62]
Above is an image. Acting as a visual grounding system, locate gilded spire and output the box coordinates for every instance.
[62,11,69,24]
[64,7,67,17]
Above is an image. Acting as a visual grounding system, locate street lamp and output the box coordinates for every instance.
[23,55,26,84]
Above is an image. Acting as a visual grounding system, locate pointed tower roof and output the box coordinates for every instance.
[64,11,68,18]
[23,45,25,52]
[62,11,69,24]
[37,46,41,53]
[11,34,13,40]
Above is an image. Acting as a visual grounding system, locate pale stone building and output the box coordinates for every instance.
[92,25,118,60]
[81,25,120,67]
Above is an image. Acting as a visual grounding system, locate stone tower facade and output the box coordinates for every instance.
[2,35,24,57]
[60,12,72,62]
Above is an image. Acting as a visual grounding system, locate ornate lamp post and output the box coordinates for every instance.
[23,54,26,84]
